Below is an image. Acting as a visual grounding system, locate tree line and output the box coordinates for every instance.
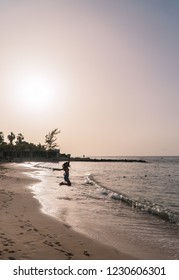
[0,129,61,160]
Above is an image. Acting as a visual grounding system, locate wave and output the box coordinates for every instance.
[88,175,179,225]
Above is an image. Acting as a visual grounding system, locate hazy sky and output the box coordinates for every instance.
[1,0,179,156]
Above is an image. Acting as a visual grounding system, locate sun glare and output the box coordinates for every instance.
[10,66,69,117]
[16,74,56,112]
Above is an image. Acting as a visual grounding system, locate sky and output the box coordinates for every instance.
[0,0,179,157]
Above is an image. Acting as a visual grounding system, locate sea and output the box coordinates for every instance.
[23,156,179,259]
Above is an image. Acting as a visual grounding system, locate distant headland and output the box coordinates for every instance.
[60,156,147,163]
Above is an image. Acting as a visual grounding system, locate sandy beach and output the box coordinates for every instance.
[0,163,135,260]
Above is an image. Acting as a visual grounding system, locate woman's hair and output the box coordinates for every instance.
[62,161,70,168]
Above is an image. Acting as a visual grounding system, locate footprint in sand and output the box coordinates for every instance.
[55,241,61,246]
[8,257,16,260]
[2,242,9,247]
[65,252,74,259]
[83,250,90,256]
[59,249,74,259]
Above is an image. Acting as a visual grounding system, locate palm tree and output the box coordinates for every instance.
[0,131,4,144]
[7,132,16,145]
[16,133,24,145]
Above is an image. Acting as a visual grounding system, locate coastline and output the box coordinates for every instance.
[0,163,135,260]
[0,156,147,164]
[65,157,147,163]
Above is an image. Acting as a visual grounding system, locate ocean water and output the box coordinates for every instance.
[24,157,179,259]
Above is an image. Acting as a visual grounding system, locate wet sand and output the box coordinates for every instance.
[0,163,135,260]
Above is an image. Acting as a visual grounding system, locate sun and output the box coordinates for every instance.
[11,67,69,117]
[15,73,56,112]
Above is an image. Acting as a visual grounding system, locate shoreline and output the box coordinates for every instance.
[0,163,135,260]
